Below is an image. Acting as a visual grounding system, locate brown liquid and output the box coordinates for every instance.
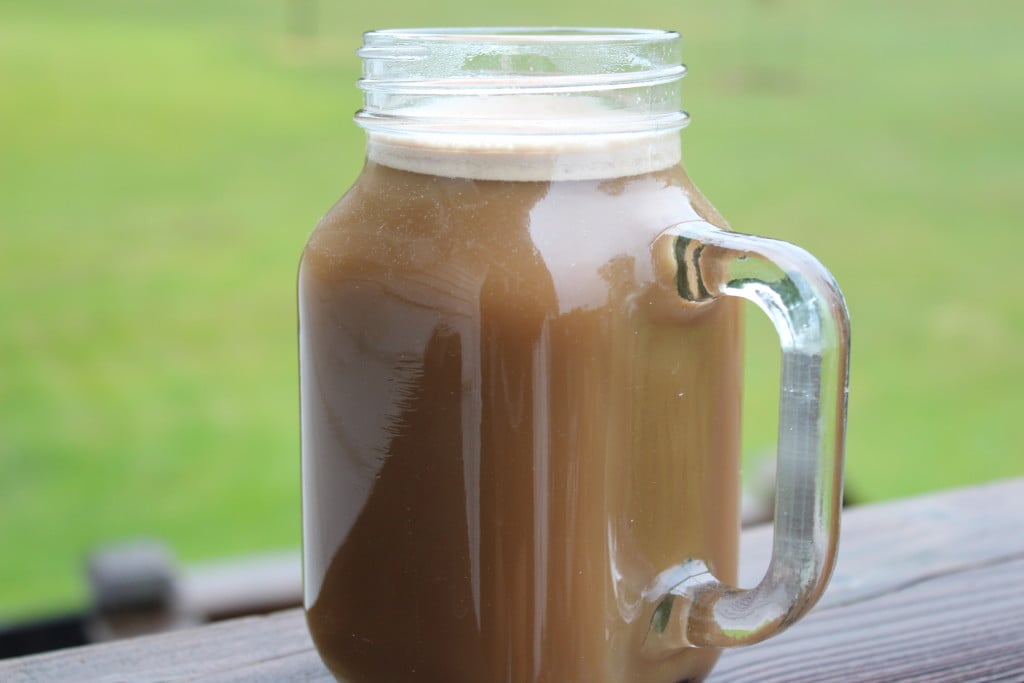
[299,159,742,683]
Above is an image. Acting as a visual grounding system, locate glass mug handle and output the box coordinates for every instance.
[645,220,850,653]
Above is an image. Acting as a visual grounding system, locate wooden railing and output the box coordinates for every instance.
[2,478,1021,682]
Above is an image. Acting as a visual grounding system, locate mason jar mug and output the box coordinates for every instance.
[299,28,850,683]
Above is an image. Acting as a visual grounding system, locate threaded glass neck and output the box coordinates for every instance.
[356,28,688,136]
[355,28,688,181]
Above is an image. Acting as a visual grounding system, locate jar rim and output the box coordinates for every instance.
[363,27,680,44]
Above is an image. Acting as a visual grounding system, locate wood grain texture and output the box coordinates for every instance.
[711,477,1024,682]
[3,478,1022,682]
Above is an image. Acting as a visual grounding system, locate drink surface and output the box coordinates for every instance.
[299,139,742,682]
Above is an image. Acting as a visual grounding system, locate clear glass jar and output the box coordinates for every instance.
[299,28,849,683]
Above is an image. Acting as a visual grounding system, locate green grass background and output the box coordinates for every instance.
[1,0,1021,617]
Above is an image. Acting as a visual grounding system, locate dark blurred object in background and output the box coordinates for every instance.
[0,541,300,659]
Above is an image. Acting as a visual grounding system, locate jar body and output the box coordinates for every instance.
[299,157,742,683]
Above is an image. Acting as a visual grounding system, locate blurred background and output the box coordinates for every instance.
[1,0,1021,633]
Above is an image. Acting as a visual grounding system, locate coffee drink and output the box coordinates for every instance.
[300,131,742,682]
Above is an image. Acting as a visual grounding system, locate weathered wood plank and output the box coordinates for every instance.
[711,477,1024,682]
[735,475,1024,597]
[711,555,1024,681]
[3,478,1022,682]
[0,610,325,683]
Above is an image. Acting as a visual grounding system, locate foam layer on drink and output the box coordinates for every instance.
[362,96,683,181]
